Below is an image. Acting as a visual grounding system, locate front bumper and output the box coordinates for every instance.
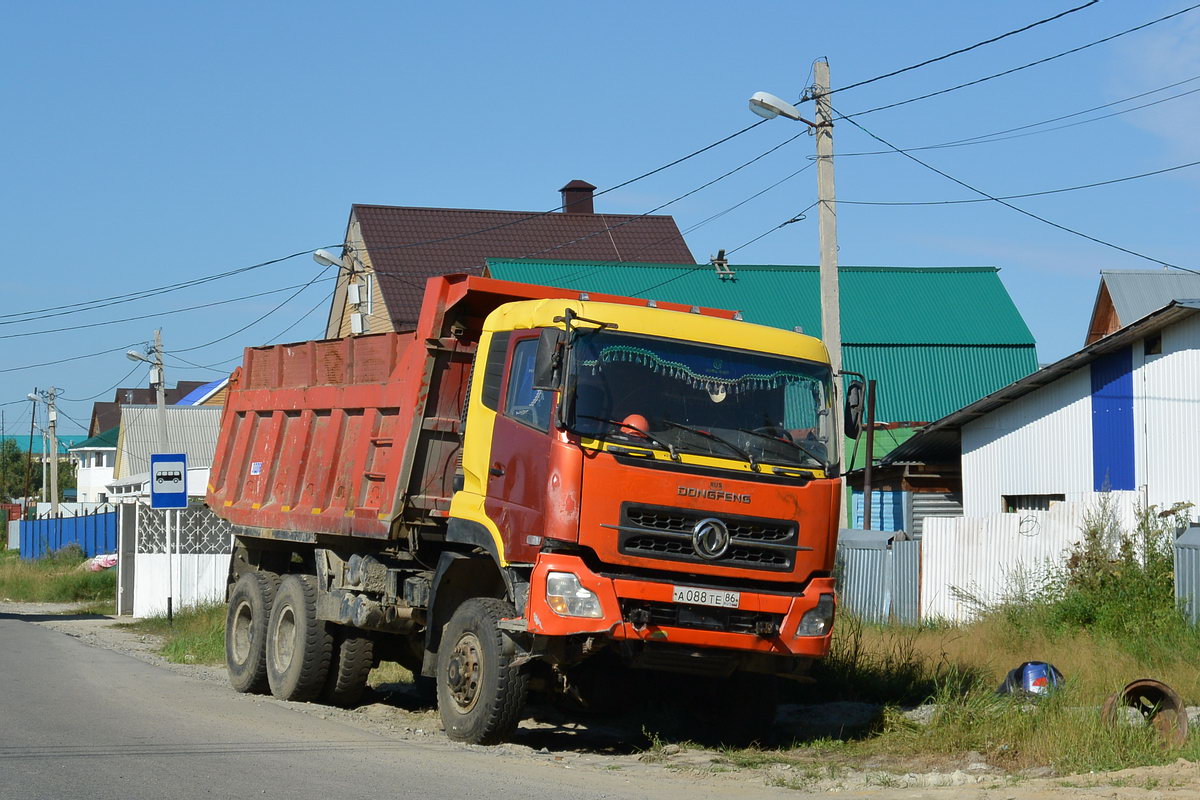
[523,553,835,657]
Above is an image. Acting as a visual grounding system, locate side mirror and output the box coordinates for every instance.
[532,327,565,390]
[844,380,865,439]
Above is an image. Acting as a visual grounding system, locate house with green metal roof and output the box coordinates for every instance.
[485,260,1038,426]
[68,426,118,503]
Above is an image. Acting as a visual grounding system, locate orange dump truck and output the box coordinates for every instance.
[209,273,861,744]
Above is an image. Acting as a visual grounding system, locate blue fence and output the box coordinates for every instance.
[19,511,117,560]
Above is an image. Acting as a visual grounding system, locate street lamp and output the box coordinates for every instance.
[313,249,347,269]
[750,61,844,476]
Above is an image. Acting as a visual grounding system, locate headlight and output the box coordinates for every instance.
[796,593,835,637]
[545,571,603,618]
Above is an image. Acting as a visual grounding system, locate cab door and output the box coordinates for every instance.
[483,333,555,564]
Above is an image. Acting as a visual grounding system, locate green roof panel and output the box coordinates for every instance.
[487,261,1035,345]
[485,259,1038,423]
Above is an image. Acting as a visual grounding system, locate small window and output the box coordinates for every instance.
[1144,333,1162,356]
[480,331,511,411]
[1003,494,1065,513]
[364,274,374,316]
[504,339,552,432]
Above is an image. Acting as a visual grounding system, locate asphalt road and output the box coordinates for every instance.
[0,614,795,800]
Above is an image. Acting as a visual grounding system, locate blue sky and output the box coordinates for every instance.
[3,1,1198,433]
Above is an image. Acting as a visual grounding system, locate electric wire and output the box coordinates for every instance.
[299,120,771,259]
[0,343,146,375]
[826,1,1101,97]
[620,200,819,300]
[835,77,1200,157]
[61,362,147,403]
[725,202,821,258]
[844,3,1200,118]
[171,267,333,354]
[832,105,1200,275]
[0,278,338,341]
[840,159,1200,206]
[0,249,328,324]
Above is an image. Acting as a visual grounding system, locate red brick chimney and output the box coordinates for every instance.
[560,179,596,214]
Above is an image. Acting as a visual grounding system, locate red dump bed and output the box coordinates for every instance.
[207,273,739,541]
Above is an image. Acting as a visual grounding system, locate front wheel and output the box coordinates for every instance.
[436,598,528,744]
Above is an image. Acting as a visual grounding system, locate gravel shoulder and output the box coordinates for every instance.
[8,601,1200,799]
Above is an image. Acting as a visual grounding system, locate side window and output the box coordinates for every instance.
[504,338,552,432]
[480,331,511,411]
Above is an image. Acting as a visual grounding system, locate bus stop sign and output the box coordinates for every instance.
[150,453,188,509]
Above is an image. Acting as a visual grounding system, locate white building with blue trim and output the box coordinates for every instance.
[887,298,1200,517]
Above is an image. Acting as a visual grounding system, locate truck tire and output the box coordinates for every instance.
[266,575,333,702]
[322,628,375,707]
[436,597,528,744]
[225,571,280,694]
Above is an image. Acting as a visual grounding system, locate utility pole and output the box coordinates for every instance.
[23,392,35,519]
[813,59,844,468]
[46,387,59,516]
[153,330,168,453]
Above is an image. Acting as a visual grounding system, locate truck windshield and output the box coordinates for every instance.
[568,330,833,471]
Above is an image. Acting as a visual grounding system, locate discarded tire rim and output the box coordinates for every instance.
[1100,679,1188,749]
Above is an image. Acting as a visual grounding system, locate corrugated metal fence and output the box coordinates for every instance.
[19,510,117,559]
[835,529,920,625]
[1175,526,1200,625]
[921,491,1140,623]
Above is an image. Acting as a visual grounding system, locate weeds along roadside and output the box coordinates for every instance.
[0,545,115,611]
[105,497,1200,773]
[771,498,1200,773]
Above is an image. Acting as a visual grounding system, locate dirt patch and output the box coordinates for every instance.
[11,602,1200,799]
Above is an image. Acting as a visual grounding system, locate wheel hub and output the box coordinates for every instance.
[446,632,483,712]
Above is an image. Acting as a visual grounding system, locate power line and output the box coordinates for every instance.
[171,267,333,354]
[725,202,821,258]
[0,278,338,341]
[827,1,1101,97]
[616,200,820,300]
[0,248,328,325]
[0,342,145,375]
[835,75,1200,157]
[832,106,1200,275]
[840,159,1200,206]
[514,130,809,264]
[60,362,147,403]
[845,4,1200,118]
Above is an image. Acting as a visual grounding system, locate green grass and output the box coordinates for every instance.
[0,546,116,610]
[751,500,1200,776]
[120,602,227,664]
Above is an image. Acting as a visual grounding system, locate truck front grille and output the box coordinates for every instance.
[619,599,785,635]
[615,504,799,572]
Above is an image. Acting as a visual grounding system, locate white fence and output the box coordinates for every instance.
[128,504,233,618]
[920,491,1141,623]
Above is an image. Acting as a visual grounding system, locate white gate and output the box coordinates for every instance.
[132,503,233,618]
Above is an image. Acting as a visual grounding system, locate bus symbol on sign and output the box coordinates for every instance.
[150,454,188,510]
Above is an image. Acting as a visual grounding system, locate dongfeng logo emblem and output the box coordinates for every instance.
[691,517,731,560]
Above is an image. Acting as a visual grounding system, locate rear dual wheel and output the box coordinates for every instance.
[226,571,280,694]
[266,575,334,701]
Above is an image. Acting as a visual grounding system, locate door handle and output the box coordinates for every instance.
[489,465,505,477]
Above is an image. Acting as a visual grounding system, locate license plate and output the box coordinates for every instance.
[672,586,740,609]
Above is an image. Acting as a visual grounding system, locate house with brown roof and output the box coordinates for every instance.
[324,180,696,337]
[88,382,208,436]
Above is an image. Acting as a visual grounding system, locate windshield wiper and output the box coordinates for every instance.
[736,427,826,468]
[577,415,679,461]
[660,419,759,472]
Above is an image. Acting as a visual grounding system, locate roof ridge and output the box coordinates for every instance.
[352,203,676,220]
